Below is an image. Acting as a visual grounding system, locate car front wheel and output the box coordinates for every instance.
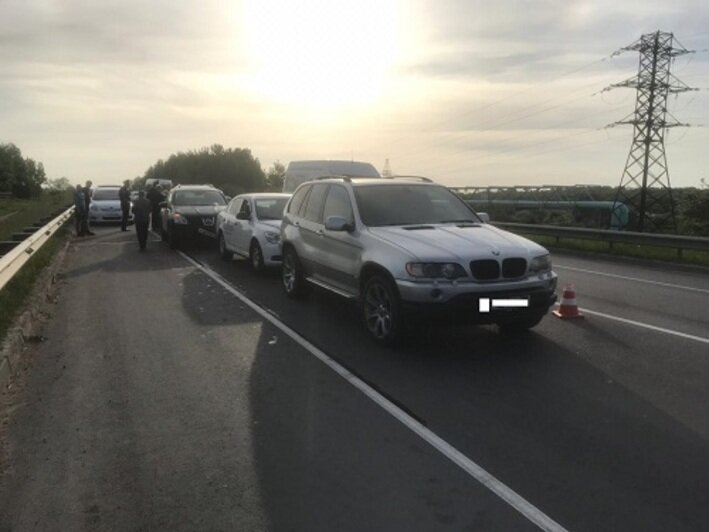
[362,275,402,346]
[250,240,265,273]
[282,247,307,298]
[219,233,233,260]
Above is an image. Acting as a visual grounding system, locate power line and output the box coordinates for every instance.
[607,31,697,233]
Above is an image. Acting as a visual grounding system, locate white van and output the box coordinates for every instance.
[282,160,380,193]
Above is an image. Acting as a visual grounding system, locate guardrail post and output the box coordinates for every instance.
[677,248,683,260]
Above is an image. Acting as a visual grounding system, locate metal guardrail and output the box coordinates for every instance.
[0,206,74,292]
[493,222,709,257]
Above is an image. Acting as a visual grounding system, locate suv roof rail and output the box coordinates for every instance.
[387,175,433,183]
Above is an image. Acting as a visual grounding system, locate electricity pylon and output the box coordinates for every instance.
[606,31,696,232]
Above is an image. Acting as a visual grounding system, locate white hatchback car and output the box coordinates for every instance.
[89,186,133,224]
[217,193,291,271]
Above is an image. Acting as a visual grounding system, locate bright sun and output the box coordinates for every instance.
[240,0,404,110]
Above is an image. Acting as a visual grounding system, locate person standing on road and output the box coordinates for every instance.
[73,184,87,236]
[146,184,165,234]
[82,180,95,236]
[119,180,131,232]
[131,190,152,251]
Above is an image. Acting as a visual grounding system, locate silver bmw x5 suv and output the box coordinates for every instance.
[280,176,558,345]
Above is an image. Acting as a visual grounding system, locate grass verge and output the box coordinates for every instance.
[523,234,709,267]
[0,191,72,242]
[0,227,68,343]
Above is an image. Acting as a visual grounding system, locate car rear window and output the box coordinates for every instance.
[91,189,120,201]
[173,190,226,206]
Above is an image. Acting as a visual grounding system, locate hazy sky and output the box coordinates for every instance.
[2,0,708,187]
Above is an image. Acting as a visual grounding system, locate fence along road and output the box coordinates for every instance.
[0,206,74,291]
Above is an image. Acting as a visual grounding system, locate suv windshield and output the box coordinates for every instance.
[173,190,226,206]
[255,197,289,220]
[91,189,120,201]
[354,184,479,227]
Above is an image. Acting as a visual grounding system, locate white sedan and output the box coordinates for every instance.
[217,193,291,271]
[89,186,133,224]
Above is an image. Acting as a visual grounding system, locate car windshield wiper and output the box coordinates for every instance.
[438,219,478,224]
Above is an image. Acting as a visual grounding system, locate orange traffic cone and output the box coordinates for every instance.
[552,285,584,319]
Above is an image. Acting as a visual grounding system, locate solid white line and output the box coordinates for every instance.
[554,264,709,295]
[179,252,569,532]
[577,307,709,346]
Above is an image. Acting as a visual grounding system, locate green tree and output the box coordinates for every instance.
[0,143,46,198]
[265,161,285,191]
[679,189,709,236]
[142,145,266,196]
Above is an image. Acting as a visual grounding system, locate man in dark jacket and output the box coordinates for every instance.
[131,190,152,250]
[146,184,165,234]
[82,180,95,235]
[119,180,131,232]
[73,184,87,236]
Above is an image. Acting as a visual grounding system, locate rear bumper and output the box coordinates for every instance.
[90,213,134,223]
[171,222,218,240]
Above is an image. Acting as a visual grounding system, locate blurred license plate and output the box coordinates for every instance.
[479,297,529,313]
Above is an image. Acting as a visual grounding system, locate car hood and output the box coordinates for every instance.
[257,219,282,231]
[174,205,226,216]
[367,224,547,261]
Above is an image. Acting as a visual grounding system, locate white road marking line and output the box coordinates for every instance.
[179,252,569,532]
[554,264,709,295]
[575,307,709,346]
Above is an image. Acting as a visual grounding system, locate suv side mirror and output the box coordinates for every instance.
[477,212,490,223]
[324,215,353,232]
[236,211,250,220]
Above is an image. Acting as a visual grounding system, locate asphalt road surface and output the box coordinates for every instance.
[1,226,708,531]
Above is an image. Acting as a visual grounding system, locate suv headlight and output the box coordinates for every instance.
[173,212,189,225]
[406,262,467,280]
[529,254,552,274]
[264,231,280,244]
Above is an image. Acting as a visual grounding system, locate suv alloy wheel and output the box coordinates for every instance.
[282,247,307,298]
[362,275,403,346]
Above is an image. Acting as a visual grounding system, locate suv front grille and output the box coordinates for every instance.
[502,258,527,278]
[470,260,500,280]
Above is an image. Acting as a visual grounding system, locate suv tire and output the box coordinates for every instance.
[250,240,265,273]
[219,232,233,260]
[362,275,403,346]
[282,247,307,298]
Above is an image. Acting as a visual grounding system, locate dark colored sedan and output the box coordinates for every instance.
[160,185,228,249]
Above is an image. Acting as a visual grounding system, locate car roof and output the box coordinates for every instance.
[238,193,291,199]
[311,176,437,187]
[172,184,220,190]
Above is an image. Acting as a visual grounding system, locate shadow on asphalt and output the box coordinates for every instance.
[244,285,709,532]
